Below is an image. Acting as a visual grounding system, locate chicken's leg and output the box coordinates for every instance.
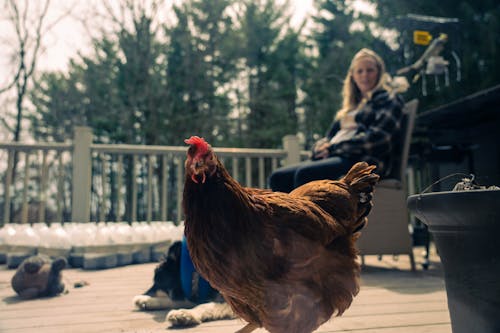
[235,322,259,333]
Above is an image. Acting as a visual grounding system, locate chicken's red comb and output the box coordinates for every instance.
[184,136,209,153]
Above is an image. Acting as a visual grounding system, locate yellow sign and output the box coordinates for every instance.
[413,30,433,46]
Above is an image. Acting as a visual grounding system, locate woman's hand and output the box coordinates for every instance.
[312,138,331,160]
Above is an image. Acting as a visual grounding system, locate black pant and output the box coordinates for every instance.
[269,156,358,193]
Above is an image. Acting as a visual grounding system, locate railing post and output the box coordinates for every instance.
[282,135,300,166]
[72,126,92,223]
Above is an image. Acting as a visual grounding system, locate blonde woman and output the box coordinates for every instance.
[270,48,404,193]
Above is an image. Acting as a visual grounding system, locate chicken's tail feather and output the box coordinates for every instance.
[342,162,380,233]
[342,162,379,189]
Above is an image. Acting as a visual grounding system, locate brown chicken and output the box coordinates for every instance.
[183,136,379,333]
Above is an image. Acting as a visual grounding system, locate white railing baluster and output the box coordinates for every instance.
[56,152,64,222]
[147,154,153,222]
[131,155,138,222]
[232,157,238,181]
[116,155,123,222]
[39,150,48,222]
[161,155,167,221]
[245,157,252,187]
[176,158,183,223]
[21,152,30,223]
[3,150,14,224]
[100,155,107,222]
[258,157,265,188]
[271,157,278,172]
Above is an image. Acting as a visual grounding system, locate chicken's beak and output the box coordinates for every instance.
[190,160,207,184]
[191,172,206,184]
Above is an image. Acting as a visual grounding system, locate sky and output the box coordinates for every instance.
[0,0,376,74]
[0,0,377,82]
[0,0,317,79]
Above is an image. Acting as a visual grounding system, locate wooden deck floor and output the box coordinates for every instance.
[0,247,451,333]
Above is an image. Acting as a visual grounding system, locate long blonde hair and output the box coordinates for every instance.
[336,48,391,120]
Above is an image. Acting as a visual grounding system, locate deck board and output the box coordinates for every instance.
[0,248,451,333]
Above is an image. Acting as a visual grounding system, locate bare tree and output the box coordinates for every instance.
[0,0,70,142]
[0,1,72,221]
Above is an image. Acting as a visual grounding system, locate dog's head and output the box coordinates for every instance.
[145,241,185,300]
[11,255,67,299]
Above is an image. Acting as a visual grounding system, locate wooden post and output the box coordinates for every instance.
[282,135,300,166]
[72,126,92,223]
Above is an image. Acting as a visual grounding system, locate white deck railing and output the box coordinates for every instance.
[1,127,309,225]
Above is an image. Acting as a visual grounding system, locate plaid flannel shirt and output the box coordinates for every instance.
[324,89,404,176]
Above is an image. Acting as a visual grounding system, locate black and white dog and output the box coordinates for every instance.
[133,240,235,327]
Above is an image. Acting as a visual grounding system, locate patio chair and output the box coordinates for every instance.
[357,99,418,271]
